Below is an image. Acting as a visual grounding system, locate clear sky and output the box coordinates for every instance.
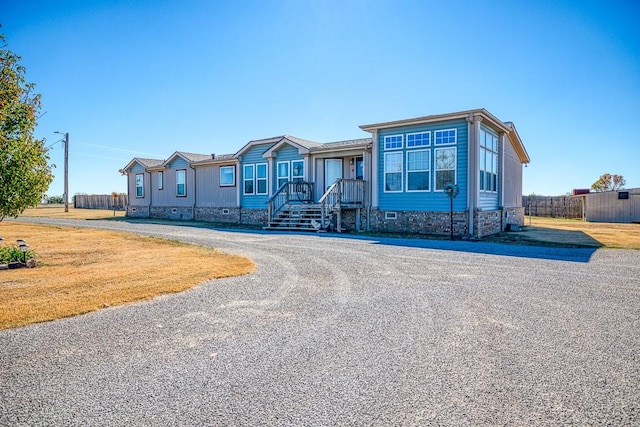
[3,0,639,197]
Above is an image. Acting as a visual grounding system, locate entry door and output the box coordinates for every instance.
[325,159,342,190]
[633,196,640,223]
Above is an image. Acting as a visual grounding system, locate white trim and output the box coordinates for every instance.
[385,212,397,220]
[434,128,457,146]
[479,128,499,193]
[383,134,403,150]
[243,164,255,195]
[406,149,430,192]
[434,147,457,192]
[219,165,235,187]
[256,163,268,195]
[406,131,431,148]
[383,151,403,193]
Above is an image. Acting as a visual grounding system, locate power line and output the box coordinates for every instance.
[71,139,162,157]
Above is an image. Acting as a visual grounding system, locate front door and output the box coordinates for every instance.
[325,159,342,190]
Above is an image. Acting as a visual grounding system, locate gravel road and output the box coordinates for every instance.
[1,218,639,426]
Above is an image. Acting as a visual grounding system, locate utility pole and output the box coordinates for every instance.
[55,131,70,212]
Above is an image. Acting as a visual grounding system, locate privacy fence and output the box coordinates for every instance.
[522,195,584,219]
[74,194,128,211]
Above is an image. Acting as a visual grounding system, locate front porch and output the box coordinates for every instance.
[265,179,366,232]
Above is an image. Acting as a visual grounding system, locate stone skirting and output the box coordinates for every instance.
[504,206,525,227]
[369,209,468,236]
[474,210,502,238]
[126,205,150,217]
[195,207,241,223]
[150,206,194,221]
[240,208,268,225]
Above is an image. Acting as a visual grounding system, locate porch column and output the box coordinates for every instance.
[370,129,379,208]
[468,114,483,236]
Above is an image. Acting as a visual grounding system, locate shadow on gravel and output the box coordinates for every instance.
[111,218,598,263]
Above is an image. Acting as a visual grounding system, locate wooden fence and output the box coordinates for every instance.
[523,195,584,219]
[74,194,128,211]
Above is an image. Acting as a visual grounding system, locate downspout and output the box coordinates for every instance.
[190,163,197,220]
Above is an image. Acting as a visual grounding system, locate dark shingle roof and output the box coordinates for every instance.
[311,138,372,151]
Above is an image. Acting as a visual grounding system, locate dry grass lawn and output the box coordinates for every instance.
[21,205,126,219]
[522,216,640,249]
[0,221,255,330]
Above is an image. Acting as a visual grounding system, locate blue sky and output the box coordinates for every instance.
[4,0,639,197]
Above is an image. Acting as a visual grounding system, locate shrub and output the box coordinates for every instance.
[0,245,35,264]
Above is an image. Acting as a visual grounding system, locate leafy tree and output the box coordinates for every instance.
[590,173,626,192]
[0,31,53,221]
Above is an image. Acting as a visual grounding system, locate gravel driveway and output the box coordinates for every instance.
[1,219,639,426]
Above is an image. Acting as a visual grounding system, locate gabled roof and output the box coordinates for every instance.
[161,151,211,167]
[311,138,372,153]
[234,135,321,158]
[360,108,530,164]
[190,153,237,166]
[120,157,163,173]
[262,135,323,157]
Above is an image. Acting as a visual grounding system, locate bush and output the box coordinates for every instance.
[0,245,35,264]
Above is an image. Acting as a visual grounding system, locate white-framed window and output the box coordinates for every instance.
[135,174,144,198]
[256,163,268,195]
[291,160,304,182]
[406,132,431,148]
[480,129,499,192]
[384,134,403,150]
[384,151,403,192]
[406,149,430,192]
[434,147,456,191]
[277,161,290,189]
[434,129,457,145]
[157,171,163,190]
[243,165,255,195]
[176,169,186,196]
[220,166,235,187]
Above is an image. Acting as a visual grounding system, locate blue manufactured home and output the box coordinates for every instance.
[121,109,530,237]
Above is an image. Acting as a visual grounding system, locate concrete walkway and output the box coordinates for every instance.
[1,219,639,425]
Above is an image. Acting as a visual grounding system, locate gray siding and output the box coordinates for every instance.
[153,158,195,207]
[502,135,523,208]
[128,163,151,207]
[195,164,237,207]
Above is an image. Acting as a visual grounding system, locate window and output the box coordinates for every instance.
[292,160,304,182]
[277,161,290,189]
[384,134,403,150]
[157,171,163,190]
[435,147,456,191]
[220,166,235,187]
[480,129,499,192]
[434,129,457,145]
[176,169,186,196]
[384,152,403,192]
[406,150,430,192]
[406,132,430,148]
[135,174,144,198]
[243,165,254,195]
[256,163,268,195]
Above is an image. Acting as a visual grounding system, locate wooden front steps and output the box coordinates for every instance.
[263,204,331,232]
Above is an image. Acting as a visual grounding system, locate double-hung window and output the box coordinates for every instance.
[435,147,456,191]
[406,150,430,192]
[135,174,144,198]
[277,161,290,189]
[176,169,186,196]
[384,152,403,192]
[243,165,255,194]
[256,163,268,195]
[157,171,163,190]
[220,166,235,187]
[480,129,499,192]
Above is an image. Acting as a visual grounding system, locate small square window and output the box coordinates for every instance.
[384,135,403,150]
[220,166,235,187]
